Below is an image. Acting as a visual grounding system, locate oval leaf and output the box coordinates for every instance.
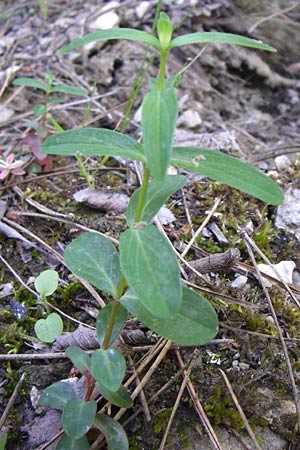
[35,269,59,297]
[62,398,97,439]
[119,224,182,319]
[171,147,283,205]
[66,347,91,374]
[39,381,76,410]
[96,382,133,408]
[51,85,88,96]
[57,433,90,450]
[93,414,129,450]
[35,312,63,343]
[13,77,48,91]
[90,349,126,392]
[64,232,121,297]
[97,303,128,347]
[120,286,218,345]
[170,32,276,52]
[41,128,146,162]
[59,28,161,54]
[126,174,186,227]
[142,87,178,180]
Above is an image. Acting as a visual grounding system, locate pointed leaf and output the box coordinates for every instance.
[57,433,90,450]
[13,77,48,91]
[41,128,146,162]
[59,28,161,54]
[64,232,121,297]
[97,303,128,347]
[121,286,218,345]
[91,349,126,392]
[35,269,59,297]
[93,414,129,450]
[62,399,97,439]
[51,85,88,96]
[126,174,186,227]
[66,347,91,373]
[170,32,276,52]
[119,224,182,319]
[142,88,178,180]
[171,147,283,205]
[39,381,76,410]
[35,312,63,343]
[96,382,133,408]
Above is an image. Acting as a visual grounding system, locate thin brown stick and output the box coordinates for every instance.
[241,230,300,433]
[219,369,263,450]
[0,373,26,430]
[128,355,151,423]
[175,349,223,450]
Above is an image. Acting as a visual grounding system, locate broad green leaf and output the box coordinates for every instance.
[13,77,48,91]
[64,232,121,298]
[62,399,97,439]
[57,433,90,450]
[66,347,90,374]
[35,269,59,297]
[119,224,182,319]
[59,28,161,54]
[96,382,133,408]
[96,303,128,347]
[0,433,7,450]
[39,381,76,410]
[142,87,178,180]
[35,312,63,343]
[126,174,186,227]
[41,128,146,162]
[91,349,126,392]
[121,286,218,345]
[33,104,47,116]
[171,147,283,205]
[170,32,276,52]
[51,85,88,96]
[93,414,129,450]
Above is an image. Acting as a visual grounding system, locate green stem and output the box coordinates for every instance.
[134,167,150,223]
[157,50,168,91]
[101,302,120,350]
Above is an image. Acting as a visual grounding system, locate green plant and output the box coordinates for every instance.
[34,269,63,343]
[39,10,283,450]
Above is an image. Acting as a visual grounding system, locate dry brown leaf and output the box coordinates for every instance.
[52,324,99,352]
[73,188,129,213]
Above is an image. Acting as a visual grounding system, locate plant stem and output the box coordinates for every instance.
[101,301,120,350]
[157,50,168,91]
[134,167,150,223]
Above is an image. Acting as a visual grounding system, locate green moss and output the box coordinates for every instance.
[154,408,173,434]
[205,386,244,430]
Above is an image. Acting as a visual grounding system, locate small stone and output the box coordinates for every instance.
[89,10,120,30]
[275,187,300,240]
[136,1,150,19]
[266,315,275,324]
[274,155,292,173]
[239,362,250,370]
[257,261,296,287]
[178,110,202,129]
[0,107,14,124]
[231,275,248,289]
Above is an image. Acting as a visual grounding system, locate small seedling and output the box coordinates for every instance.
[38,8,283,450]
[34,269,63,343]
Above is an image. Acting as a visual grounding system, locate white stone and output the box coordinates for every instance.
[257,260,296,287]
[136,1,150,19]
[231,275,248,289]
[275,187,300,240]
[274,155,292,173]
[178,109,202,129]
[0,107,14,124]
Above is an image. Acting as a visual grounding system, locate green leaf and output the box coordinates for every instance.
[142,87,178,180]
[171,147,284,205]
[35,312,63,343]
[170,32,276,52]
[157,12,172,49]
[0,433,7,450]
[119,224,182,319]
[59,28,161,55]
[57,433,90,450]
[13,77,48,91]
[51,85,88,96]
[64,232,121,298]
[96,303,128,347]
[91,349,126,392]
[121,286,218,345]
[96,382,133,408]
[33,104,47,116]
[41,128,146,162]
[62,399,97,439]
[35,269,59,297]
[66,347,91,373]
[39,381,76,410]
[126,174,186,227]
[93,414,129,450]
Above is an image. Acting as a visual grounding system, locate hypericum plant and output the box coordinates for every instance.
[39,11,283,450]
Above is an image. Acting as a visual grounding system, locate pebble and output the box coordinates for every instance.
[178,110,202,129]
[135,1,150,19]
[274,155,292,173]
[231,275,248,289]
[275,187,300,240]
[257,261,296,287]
